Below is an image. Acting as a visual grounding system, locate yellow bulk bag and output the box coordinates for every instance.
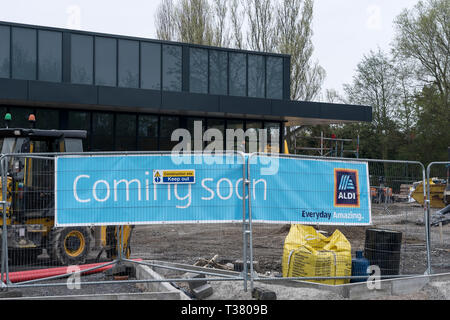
[282,225,352,285]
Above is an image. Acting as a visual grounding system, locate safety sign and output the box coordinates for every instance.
[153,170,195,184]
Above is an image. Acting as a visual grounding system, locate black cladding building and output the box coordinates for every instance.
[0,21,371,152]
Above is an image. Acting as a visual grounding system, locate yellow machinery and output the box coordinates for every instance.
[411,178,447,208]
[0,114,133,265]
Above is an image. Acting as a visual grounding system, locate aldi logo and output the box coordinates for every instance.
[334,169,360,208]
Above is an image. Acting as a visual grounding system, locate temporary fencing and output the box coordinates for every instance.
[426,161,450,275]
[246,153,430,290]
[0,151,443,296]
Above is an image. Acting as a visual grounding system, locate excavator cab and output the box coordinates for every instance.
[0,113,133,266]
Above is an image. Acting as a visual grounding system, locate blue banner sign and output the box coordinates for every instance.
[248,156,371,225]
[55,154,371,226]
[55,154,245,226]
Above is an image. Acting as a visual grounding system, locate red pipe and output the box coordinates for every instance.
[3,259,142,283]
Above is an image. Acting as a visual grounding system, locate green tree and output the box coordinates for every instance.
[394,0,449,104]
[343,49,401,160]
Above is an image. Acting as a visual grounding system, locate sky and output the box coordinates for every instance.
[0,0,420,97]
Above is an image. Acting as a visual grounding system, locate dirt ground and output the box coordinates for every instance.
[129,201,450,276]
[4,201,450,299]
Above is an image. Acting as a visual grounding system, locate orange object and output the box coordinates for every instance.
[2,259,142,283]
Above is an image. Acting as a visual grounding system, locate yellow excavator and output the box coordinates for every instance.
[410,147,450,208]
[0,113,133,265]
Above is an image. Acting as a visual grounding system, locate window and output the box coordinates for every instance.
[12,27,36,80]
[209,50,227,95]
[245,121,263,153]
[206,119,225,150]
[9,107,34,128]
[67,111,90,131]
[118,40,139,88]
[265,122,280,153]
[229,53,246,97]
[38,30,62,83]
[226,120,244,152]
[248,54,265,98]
[35,109,59,130]
[91,112,114,151]
[67,111,91,150]
[186,117,205,151]
[162,45,182,92]
[138,115,158,151]
[266,57,283,99]
[95,37,117,86]
[159,116,180,151]
[116,114,137,151]
[0,26,10,78]
[141,42,161,90]
[71,34,93,85]
[189,48,208,94]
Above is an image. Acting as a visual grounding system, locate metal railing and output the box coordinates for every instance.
[0,151,443,298]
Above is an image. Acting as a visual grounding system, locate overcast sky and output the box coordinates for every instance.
[0,0,419,97]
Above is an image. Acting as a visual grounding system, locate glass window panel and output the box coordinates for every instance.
[266,56,283,99]
[138,114,158,151]
[265,122,280,153]
[67,111,91,151]
[12,27,36,80]
[186,117,204,151]
[67,111,90,130]
[95,37,117,86]
[159,116,180,151]
[162,45,182,92]
[35,109,59,129]
[9,107,34,128]
[71,34,93,85]
[91,112,114,151]
[141,42,161,90]
[116,114,136,151]
[38,30,62,82]
[226,119,244,151]
[189,48,208,94]
[0,107,8,128]
[118,40,139,88]
[245,121,263,153]
[206,119,225,150]
[209,50,227,95]
[248,54,265,98]
[0,26,10,78]
[229,53,246,97]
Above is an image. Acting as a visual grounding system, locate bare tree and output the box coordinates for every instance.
[244,0,277,52]
[155,0,176,41]
[211,0,230,47]
[276,0,325,101]
[229,0,245,49]
[175,0,214,45]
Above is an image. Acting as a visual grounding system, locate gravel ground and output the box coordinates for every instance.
[2,201,449,299]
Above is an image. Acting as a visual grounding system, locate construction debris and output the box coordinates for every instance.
[183,272,213,299]
[252,287,277,300]
[431,205,450,227]
[193,255,234,271]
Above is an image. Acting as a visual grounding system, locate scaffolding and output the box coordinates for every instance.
[293,132,360,158]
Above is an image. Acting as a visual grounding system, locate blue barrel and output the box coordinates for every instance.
[350,251,370,283]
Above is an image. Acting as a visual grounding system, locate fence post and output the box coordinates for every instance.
[1,156,9,287]
[424,163,432,275]
[242,152,249,292]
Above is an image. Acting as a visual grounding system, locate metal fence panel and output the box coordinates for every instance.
[246,154,429,289]
[426,162,450,275]
[0,151,248,294]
